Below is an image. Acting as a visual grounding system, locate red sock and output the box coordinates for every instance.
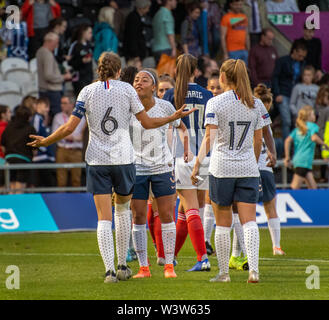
[186,209,207,261]
[175,212,188,257]
[147,202,156,245]
[173,205,176,223]
[153,211,164,259]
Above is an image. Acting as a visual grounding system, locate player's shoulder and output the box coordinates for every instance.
[155,97,175,110]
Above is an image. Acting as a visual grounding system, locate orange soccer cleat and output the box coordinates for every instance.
[164,264,177,278]
[133,266,151,279]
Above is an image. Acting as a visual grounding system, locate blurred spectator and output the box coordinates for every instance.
[152,0,177,63]
[31,97,56,187]
[207,70,223,96]
[36,32,71,116]
[1,106,36,193]
[248,28,278,88]
[266,0,299,12]
[197,0,209,56]
[243,0,268,47]
[157,73,175,98]
[21,95,37,116]
[297,23,323,82]
[181,2,201,57]
[290,66,319,120]
[123,0,152,62]
[93,6,118,62]
[221,0,249,64]
[22,0,61,60]
[68,24,93,97]
[120,66,138,85]
[195,55,218,88]
[48,17,68,66]
[207,0,222,58]
[52,95,86,188]
[298,0,321,11]
[272,39,307,140]
[316,85,329,137]
[284,105,328,189]
[0,104,10,163]
[127,56,143,70]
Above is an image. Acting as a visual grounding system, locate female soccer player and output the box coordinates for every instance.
[130,69,189,279]
[191,59,266,283]
[164,53,213,271]
[27,52,195,284]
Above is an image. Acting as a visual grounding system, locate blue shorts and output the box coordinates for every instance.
[132,171,176,200]
[86,163,136,195]
[209,175,259,206]
[259,170,276,203]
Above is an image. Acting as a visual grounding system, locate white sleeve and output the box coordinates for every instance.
[204,99,219,126]
[256,99,272,127]
[129,86,145,115]
[73,87,88,119]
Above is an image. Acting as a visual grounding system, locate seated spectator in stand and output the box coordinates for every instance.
[297,23,323,82]
[31,97,56,187]
[37,32,72,116]
[248,28,277,88]
[157,73,175,99]
[52,95,86,188]
[221,0,249,64]
[123,0,152,63]
[152,0,177,64]
[266,0,299,12]
[48,17,68,67]
[69,24,93,97]
[290,66,319,121]
[93,6,118,62]
[1,106,36,194]
[272,39,307,141]
[206,70,223,97]
[181,2,201,57]
[22,0,61,60]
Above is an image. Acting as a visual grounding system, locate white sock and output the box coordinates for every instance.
[97,220,115,273]
[161,222,176,265]
[268,217,281,248]
[115,209,131,266]
[199,207,205,226]
[132,224,148,267]
[215,226,231,275]
[233,213,247,257]
[129,211,134,250]
[243,221,259,273]
[204,204,215,243]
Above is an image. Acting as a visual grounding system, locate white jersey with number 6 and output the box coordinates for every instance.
[204,90,268,178]
[74,80,145,165]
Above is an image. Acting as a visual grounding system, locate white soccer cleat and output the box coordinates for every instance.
[157,257,165,266]
[116,265,132,281]
[104,270,119,283]
[210,273,231,283]
[247,271,259,283]
[273,247,286,256]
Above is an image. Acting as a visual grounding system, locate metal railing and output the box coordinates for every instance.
[0,160,329,194]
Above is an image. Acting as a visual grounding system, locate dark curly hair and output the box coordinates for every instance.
[97,52,121,81]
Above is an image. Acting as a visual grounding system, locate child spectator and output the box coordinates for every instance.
[1,106,36,193]
[284,105,329,189]
[290,66,319,121]
[48,17,68,66]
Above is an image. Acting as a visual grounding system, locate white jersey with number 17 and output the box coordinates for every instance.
[73,80,145,166]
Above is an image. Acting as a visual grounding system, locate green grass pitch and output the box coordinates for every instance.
[0,228,328,300]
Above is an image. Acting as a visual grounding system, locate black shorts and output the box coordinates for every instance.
[6,157,31,184]
[295,167,311,178]
[209,175,259,206]
[86,163,136,196]
[259,170,276,203]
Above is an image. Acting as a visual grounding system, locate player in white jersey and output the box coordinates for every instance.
[191,59,265,283]
[130,69,189,279]
[27,52,195,283]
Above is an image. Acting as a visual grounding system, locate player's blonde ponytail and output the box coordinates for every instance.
[174,54,198,110]
[296,105,313,135]
[220,59,254,108]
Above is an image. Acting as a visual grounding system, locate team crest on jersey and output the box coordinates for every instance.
[262,113,270,120]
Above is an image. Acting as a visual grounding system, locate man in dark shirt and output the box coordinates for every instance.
[297,23,322,82]
[248,28,278,88]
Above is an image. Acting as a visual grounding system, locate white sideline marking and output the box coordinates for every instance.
[0,253,328,263]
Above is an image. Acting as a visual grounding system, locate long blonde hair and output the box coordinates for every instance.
[174,54,198,110]
[296,105,314,135]
[220,59,254,108]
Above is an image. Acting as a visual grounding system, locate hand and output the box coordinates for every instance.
[29,0,35,4]
[63,72,72,81]
[315,70,323,82]
[184,150,194,163]
[173,104,197,121]
[223,53,228,60]
[275,95,283,103]
[171,48,177,58]
[283,158,291,168]
[27,135,48,148]
[82,56,92,63]
[266,151,277,168]
[190,163,200,186]
[49,0,56,6]
[323,144,329,151]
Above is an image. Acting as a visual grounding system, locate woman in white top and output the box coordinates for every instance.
[191,59,265,283]
[27,52,195,284]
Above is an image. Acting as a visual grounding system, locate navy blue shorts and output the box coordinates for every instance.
[209,175,259,206]
[259,170,276,203]
[132,171,176,200]
[86,163,136,195]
